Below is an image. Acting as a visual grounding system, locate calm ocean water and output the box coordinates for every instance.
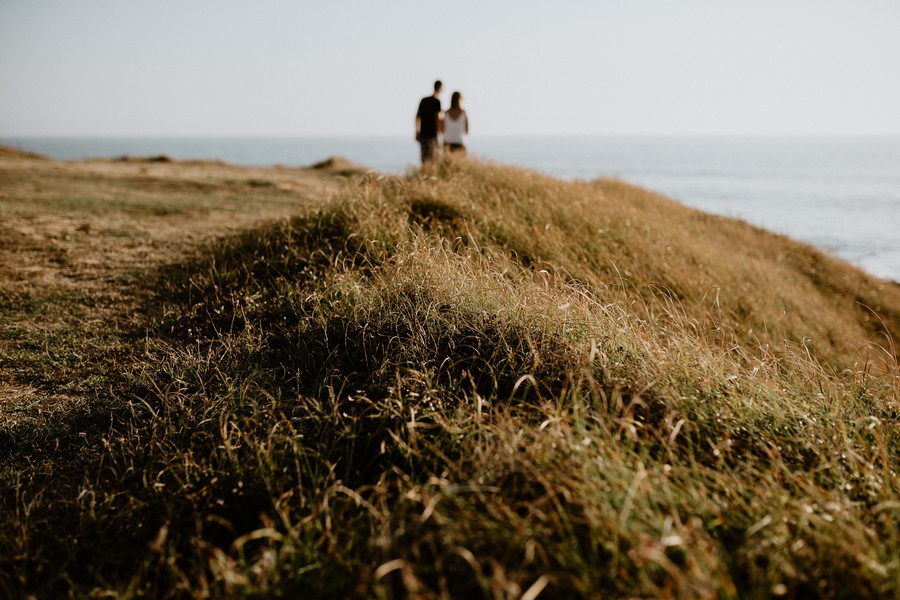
[4,135,899,283]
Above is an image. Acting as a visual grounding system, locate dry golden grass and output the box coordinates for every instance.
[1,150,898,598]
[412,159,898,367]
[0,148,342,418]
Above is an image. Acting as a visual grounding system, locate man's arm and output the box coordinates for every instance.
[415,99,423,141]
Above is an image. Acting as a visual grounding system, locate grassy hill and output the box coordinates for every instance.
[1,152,898,598]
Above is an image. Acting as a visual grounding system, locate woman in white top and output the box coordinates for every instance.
[442,91,469,154]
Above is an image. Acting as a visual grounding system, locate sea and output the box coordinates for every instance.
[3,135,899,283]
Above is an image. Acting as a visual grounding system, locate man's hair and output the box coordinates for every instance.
[434,80,443,92]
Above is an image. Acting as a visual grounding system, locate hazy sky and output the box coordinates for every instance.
[2,1,899,137]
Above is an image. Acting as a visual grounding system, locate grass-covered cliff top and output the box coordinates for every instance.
[1,150,898,598]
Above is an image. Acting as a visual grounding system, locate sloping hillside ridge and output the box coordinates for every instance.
[381,159,900,365]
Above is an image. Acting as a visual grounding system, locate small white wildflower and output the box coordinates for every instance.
[660,535,683,547]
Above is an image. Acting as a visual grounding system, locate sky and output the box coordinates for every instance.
[1,1,899,137]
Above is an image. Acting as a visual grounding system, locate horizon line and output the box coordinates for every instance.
[4,132,900,139]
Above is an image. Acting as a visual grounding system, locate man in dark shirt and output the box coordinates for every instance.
[415,80,443,164]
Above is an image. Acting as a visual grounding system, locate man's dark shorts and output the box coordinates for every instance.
[420,137,438,163]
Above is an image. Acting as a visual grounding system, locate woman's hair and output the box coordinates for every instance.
[450,91,462,110]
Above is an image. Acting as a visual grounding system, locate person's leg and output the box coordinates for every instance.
[421,138,437,163]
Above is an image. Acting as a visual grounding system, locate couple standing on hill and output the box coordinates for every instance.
[415,80,469,164]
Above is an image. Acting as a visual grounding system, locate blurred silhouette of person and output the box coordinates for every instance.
[442,91,468,154]
[415,80,443,163]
